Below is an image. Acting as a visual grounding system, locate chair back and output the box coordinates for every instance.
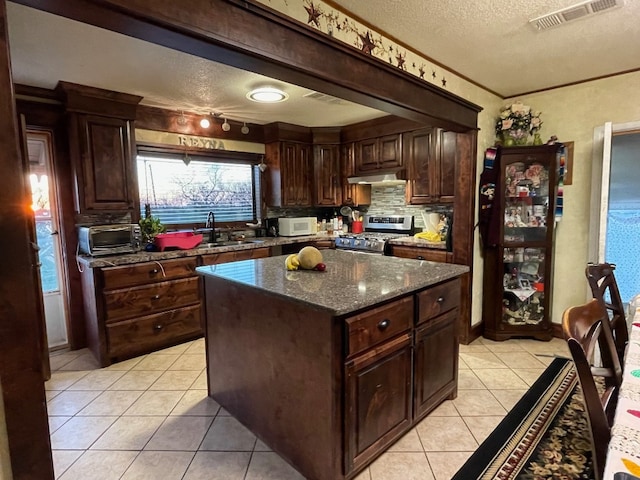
[563,299,621,480]
[586,262,629,365]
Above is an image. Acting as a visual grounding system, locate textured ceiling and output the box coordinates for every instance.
[331,0,640,96]
[7,1,640,126]
[6,3,386,127]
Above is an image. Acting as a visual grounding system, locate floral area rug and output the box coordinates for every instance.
[452,357,595,480]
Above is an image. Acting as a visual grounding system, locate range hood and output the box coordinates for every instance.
[347,168,406,185]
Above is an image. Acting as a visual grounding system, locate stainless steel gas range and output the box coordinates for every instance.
[334,215,414,254]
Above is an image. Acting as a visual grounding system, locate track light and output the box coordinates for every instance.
[200,115,211,128]
[221,118,231,132]
[241,122,249,135]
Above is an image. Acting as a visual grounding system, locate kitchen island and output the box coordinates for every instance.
[197,250,468,480]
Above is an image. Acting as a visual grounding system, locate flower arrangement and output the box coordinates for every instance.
[495,102,543,145]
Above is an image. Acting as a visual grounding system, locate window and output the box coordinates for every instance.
[137,152,261,225]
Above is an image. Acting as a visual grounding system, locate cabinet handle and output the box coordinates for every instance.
[151,295,160,300]
[417,256,425,260]
[153,324,163,331]
[150,268,159,274]
[377,319,390,330]
[437,296,445,303]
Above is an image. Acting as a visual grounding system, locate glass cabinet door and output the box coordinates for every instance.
[503,162,550,243]
[502,247,546,325]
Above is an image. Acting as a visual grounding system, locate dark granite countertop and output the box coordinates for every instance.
[77,235,333,268]
[196,250,468,316]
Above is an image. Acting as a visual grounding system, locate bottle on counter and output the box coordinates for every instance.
[337,216,343,232]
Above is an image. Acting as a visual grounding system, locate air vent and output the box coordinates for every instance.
[303,91,347,105]
[529,0,622,30]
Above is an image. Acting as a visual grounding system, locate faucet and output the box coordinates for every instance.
[205,211,216,243]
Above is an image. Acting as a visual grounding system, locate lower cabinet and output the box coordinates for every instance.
[345,334,412,474]
[414,309,458,419]
[200,247,270,265]
[343,279,460,476]
[81,257,202,366]
[390,245,452,263]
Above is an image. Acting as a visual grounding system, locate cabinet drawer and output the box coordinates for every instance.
[106,304,202,358]
[346,296,413,358]
[200,247,270,266]
[102,257,197,289]
[392,246,452,263]
[104,276,201,323]
[417,278,461,324]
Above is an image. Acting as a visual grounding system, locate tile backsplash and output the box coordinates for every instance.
[369,184,452,231]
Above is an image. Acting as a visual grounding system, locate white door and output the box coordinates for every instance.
[589,121,640,303]
[26,130,68,349]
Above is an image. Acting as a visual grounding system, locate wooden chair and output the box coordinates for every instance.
[586,262,629,366]
[563,299,622,480]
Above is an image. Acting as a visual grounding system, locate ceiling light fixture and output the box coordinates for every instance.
[247,87,288,103]
[221,118,231,132]
[199,114,211,129]
[241,122,250,135]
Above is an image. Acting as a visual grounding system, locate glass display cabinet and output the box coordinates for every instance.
[482,144,562,341]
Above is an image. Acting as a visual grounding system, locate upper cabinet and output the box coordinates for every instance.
[314,144,341,206]
[56,82,142,215]
[405,128,456,205]
[265,140,313,207]
[355,134,402,173]
[341,143,371,207]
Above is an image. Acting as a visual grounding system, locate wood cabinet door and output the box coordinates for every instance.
[378,134,402,169]
[314,144,341,206]
[281,143,312,206]
[391,245,452,263]
[355,138,378,173]
[438,131,456,203]
[341,143,371,206]
[345,334,412,474]
[405,128,437,204]
[75,114,137,211]
[413,309,458,420]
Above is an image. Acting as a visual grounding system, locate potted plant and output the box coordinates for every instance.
[139,215,165,248]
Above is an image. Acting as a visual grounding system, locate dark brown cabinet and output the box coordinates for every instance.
[355,134,402,173]
[81,257,202,366]
[313,144,341,206]
[200,247,270,266]
[73,114,138,212]
[345,334,412,473]
[341,143,371,206]
[390,245,452,263]
[405,128,456,204]
[482,145,562,341]
[264,141,312,207]
[57,82,142,214]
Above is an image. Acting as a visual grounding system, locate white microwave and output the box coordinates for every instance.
[278,217,317,236]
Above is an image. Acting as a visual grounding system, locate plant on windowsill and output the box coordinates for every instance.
[495,102,543,146]
[139,214,166,248]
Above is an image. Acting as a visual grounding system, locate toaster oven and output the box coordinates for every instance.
[78,224,142,256]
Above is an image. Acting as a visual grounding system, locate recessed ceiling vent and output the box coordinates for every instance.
[529,0,621,30]
[303,91,347,105]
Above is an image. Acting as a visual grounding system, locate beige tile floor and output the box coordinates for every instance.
[46,336,570,480]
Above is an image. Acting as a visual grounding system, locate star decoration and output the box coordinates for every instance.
[395,52,406,70]
[304,2,322,28]
[358,30,376,55]
[418,65,426,79]
[412,62,416,68]
[442,77,447,87]
[432,70,437,80]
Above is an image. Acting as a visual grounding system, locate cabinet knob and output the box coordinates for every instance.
[377,319,390,330]
[417,256,425,260]
[150,268,159,274]
[437,296,445,303]
[151,295,160,300]
[153,324,163,331]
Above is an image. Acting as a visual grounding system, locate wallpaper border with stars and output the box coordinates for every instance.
[256,0,480,100]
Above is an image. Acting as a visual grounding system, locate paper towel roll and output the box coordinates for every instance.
[422,212,441,233]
